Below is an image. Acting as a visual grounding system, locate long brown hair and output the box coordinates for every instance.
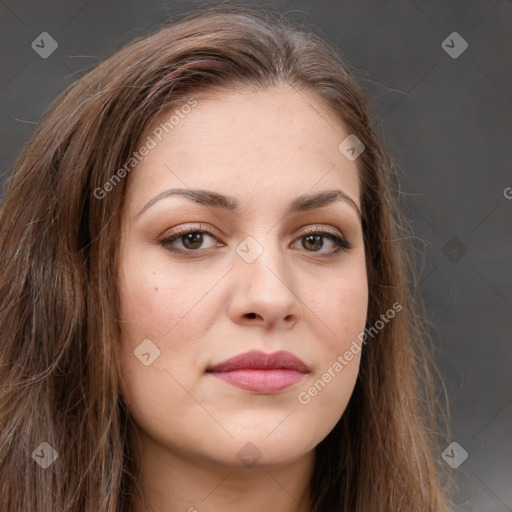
[0,4,451,511]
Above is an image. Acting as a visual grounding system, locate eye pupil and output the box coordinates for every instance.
[303,234,323,251]
[183,232,203,249]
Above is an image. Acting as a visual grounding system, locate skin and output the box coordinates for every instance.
[118,84,368,512]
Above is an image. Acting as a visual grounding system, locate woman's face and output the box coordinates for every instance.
[118,85,368,469]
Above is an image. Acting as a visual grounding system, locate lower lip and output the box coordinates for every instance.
[209,369,306,393]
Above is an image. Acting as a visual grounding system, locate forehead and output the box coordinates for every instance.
[125,85,361,214]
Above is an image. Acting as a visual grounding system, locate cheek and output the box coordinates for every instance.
[313,262,368,352]
[119,268,176,339]
[117,258,209,426]
[334,283,368,346]
[296,261,367,417]
[117,251,221,392]
[118,253,207,342]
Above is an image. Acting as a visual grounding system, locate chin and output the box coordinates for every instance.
[209,427,319,469]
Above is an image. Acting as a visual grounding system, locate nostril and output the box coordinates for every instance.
[246,313,257,319]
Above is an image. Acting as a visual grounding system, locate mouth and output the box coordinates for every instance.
[205,350,310,393]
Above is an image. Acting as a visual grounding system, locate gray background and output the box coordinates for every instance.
[1,0,511,510]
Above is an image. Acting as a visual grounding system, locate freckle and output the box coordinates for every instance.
[152,271,156,275]
[154,287,158,291]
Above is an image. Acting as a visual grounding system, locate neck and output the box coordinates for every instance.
[130,429,315,512]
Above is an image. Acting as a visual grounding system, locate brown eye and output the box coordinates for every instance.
[302,234,324,251]
[160,228,220,254]
[292,228,352,258]
[181,232,204,250]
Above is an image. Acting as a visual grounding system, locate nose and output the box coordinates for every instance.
[228,236,304,329]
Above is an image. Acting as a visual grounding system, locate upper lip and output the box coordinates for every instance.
[206,350,309,373]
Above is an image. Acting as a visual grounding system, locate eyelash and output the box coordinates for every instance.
[159,224,352,258]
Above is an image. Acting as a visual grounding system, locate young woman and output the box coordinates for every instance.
[0,4,451,511]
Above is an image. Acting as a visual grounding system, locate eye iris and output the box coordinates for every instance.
[303,234,323,251]
[183,232,203,250]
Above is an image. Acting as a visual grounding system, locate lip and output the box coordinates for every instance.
[206,350,309,393]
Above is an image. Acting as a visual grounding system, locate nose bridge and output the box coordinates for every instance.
[235,231,296,303]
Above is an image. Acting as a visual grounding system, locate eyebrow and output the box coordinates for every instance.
[136,187,362,221]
